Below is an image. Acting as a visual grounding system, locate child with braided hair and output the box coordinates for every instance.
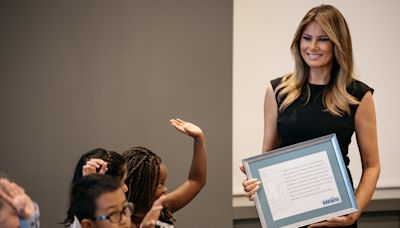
[64,149,165,228]
[123,119,207,227]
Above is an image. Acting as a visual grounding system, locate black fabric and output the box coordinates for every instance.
[271,77,373,167]
[271,77,372,228]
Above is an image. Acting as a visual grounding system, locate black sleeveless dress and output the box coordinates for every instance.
[270,77,373,228]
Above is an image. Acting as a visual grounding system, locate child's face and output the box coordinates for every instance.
[89,188,132,228]
[0,202,19,228]
[155,163,168,199]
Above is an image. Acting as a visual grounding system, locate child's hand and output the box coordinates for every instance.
[0,178,36,219]
[82,158,108,176]
[170,118,203,138]
[140,195,166,228]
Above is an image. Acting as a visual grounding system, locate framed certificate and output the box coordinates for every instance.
[242,134,358,228]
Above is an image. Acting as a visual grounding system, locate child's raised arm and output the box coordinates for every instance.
[167,118,207,213]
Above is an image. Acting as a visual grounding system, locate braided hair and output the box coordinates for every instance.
[123,147,175,225]
[123,147,161,213]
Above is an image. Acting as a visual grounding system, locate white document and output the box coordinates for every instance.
[258,151,341,221]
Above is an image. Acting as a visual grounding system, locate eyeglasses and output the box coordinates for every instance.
[94,202,134,224]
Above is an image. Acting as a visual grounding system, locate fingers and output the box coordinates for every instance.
[174,118,185,125]
[170,119,183,129]
[242,178,260,201]
[170,118,203,139]
[327,216,347,223]
[242,179,259,191]
[170,118,185,126]
[308,216,352,227]
[239,165,246,174]
[152,194,166,207]
[170,118,188,134]
[140,195,166,228]
[82,164,96,176]
[140,220,156,228]
[0,178,13,202]
[0,179,22,203]
[170,119,187,130]
[0,179,35,218]
[86,159,107,169]
[326,215,352,226]
[82,159,107,176]
[247,185,260,201]
[99,162,108,174]
[308,221,334,227]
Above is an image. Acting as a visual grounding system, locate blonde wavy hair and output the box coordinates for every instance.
[276,4,359,116]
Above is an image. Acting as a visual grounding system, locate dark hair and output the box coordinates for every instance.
[122,147,161,214]
[63,174,121,225]
[71,148,126,185]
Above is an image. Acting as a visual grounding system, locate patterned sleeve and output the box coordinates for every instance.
[19,202,40,228]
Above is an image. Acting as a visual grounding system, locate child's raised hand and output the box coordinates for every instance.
[140,195,166,228]
[0,178,36,219]
[170,118,203,138]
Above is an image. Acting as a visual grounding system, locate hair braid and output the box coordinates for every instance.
[123,147,161,213]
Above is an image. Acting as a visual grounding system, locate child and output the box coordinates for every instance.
[70,148,128,193]
[123,119,207,226]
[63,148,129,225]
[65,174,164,228]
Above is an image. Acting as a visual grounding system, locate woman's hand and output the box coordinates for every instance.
[0,178,36,219]
[170,118,203,138]
[240,165,260,201]
[308,213,358,227]
[82,158,108,176]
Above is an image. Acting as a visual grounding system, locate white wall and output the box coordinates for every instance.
[233,0,400,195]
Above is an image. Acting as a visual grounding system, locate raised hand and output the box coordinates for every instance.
[140,195,166,228]
[165,118,207,213]
[170,118,203,138]
[82,158,108,176]
[0,178,36,219]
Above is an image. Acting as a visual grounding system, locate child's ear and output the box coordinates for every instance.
[81,219,95,228]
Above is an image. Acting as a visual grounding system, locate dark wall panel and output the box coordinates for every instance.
[0,1,232,227]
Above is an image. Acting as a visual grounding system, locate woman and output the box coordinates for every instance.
[242,4,380,227]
